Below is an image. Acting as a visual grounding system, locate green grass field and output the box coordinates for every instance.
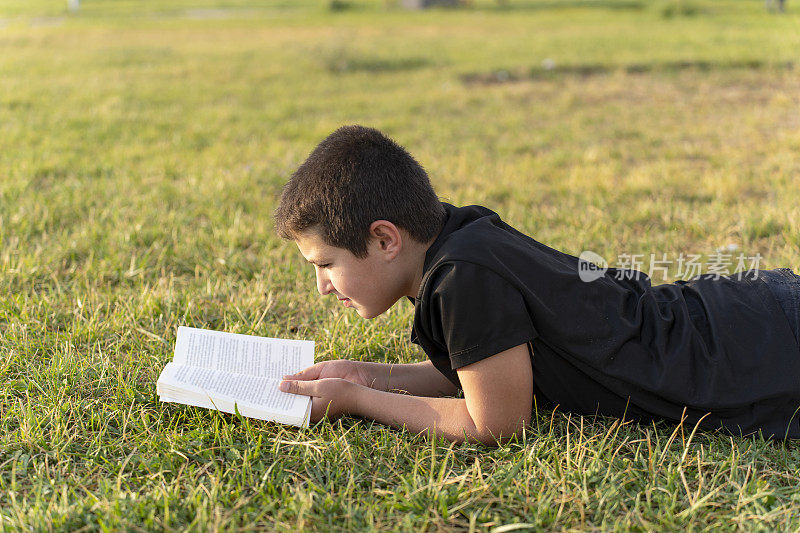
[2,0,800,529]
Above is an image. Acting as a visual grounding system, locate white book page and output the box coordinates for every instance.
[172,326,314,379]
[157,362,310,426]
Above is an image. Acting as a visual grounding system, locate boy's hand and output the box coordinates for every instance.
[282,360,375,389]
[278,377,359,422]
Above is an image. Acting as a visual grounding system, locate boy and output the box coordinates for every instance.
[276,125,800,445]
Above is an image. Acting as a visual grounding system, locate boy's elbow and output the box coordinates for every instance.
[471,416,530,446]
[459,394,531,445]
[472,432,505,447]
[471,427,522,447]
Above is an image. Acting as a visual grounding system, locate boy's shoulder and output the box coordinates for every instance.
[419,203,538,296]
[428,203,519,263]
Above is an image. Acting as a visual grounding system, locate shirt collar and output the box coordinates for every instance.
[416,203,458,299]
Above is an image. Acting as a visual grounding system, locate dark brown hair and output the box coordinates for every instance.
[275,125,445,258]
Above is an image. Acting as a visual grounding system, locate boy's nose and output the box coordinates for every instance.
[316,272,333,296]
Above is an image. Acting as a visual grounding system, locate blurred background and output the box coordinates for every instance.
[2,0,799,329]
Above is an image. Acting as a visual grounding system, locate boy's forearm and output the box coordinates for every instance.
[358,360,458,397]
[349,385,501,445]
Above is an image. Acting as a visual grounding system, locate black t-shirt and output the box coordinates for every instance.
[411,203,800,439]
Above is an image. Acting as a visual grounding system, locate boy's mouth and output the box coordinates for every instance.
[338,296,351,307]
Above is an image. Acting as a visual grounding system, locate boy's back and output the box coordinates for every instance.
[412,203,800,438]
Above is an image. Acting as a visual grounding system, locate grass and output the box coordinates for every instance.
[2,0,800,529]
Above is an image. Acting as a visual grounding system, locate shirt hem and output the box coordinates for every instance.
[449,332,536,369]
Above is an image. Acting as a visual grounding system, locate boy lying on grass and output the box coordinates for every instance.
[276,125,800,445]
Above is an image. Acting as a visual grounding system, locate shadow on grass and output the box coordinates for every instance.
[461,59,796,84]
[326,55,433,74]
[469,0,645,11]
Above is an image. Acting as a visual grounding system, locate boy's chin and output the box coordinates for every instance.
[357,308,378,319]
[356,305,388,320]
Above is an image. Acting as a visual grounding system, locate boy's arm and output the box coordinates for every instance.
[359,360,458,397]
[280,343,533,445]
[284,359,458,397]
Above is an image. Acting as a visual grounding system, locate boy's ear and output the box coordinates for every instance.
[368,220,402,260]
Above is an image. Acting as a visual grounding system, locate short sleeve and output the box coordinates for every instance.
[424,261,538,369]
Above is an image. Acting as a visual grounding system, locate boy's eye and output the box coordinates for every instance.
[318,263,331,268]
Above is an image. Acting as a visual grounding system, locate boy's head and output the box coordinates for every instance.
[274,125,445,259]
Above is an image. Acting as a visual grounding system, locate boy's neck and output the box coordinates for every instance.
[404,235,437,299]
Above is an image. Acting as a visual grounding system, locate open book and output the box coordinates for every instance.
[157,326,315,427]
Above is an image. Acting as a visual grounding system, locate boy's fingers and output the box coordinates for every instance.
[283,364,322,381]
[279,379,315,396]
[279,380,299,394]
